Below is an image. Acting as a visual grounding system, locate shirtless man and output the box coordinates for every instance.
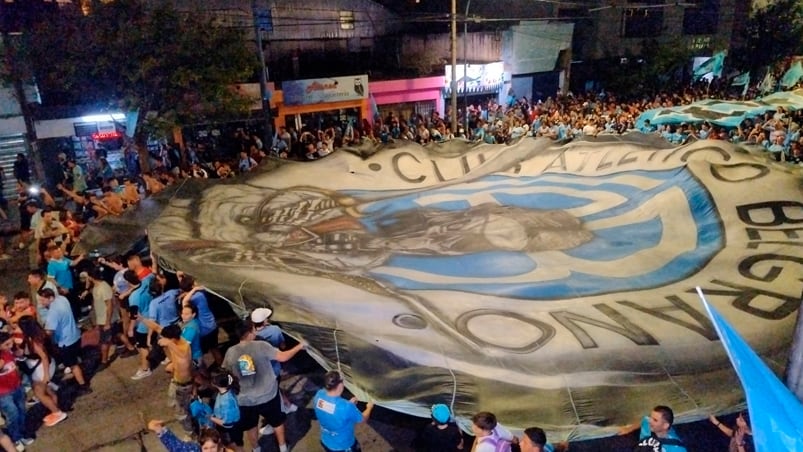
[157,324,194,434]
[141,173,166,195]
[120,178,141,205]
[101,187,125,215]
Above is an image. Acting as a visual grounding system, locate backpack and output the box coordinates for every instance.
[478,432,512,452]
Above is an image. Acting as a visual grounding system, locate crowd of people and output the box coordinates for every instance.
[0,69,783,452]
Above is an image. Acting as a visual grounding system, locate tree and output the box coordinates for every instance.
[731,0,803,73]
[23,0,258,166]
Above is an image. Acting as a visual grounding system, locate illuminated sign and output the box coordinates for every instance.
[444,62,505,94]
[92,131,122,140]
[282,74,368,106]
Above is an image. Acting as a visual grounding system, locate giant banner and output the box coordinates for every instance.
[141,135,802,441]
[636,88,803,129]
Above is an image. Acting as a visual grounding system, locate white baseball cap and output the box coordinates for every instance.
[250,308,273,323]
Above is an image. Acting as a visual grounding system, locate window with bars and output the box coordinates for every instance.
[339,11,355,30]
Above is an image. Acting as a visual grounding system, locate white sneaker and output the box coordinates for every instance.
[131,368,152,380]
[161,357,171,366]
[258,424,274,436]
[14,441,24,452]
[282,402,298,414]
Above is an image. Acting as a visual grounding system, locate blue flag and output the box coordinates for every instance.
[730,72,750,86]
[693,51,726,79]
[781,61,803,89]
[697,288,803,452]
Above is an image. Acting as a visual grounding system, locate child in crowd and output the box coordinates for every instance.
[210,371,241,451]
[415,403,464,452]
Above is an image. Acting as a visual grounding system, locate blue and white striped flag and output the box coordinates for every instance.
[693,51,726,79]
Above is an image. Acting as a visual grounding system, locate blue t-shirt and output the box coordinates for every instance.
[213,390,240,428]
[45,296,81,347]
[637,416,687,452]
[313,389,364,450]
[130,275,155,334]
[47,258,73,290]
[149,289,180,327]
[181,319,203,361]
[255,325,284,376]
[188,291,217,337]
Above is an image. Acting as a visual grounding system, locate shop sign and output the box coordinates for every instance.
[282,75,368,106]
[444,62,504,94]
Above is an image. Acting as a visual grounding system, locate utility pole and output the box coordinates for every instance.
[450,0,458,134]
[252,0,273,149]
[463,0,471,136]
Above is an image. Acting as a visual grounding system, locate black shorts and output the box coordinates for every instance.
[58,339,83,367]
[219,425,243,447]
[236,391,286,431]
[134,332,149,349]
[99,322,122,344]
[200,328,219,353]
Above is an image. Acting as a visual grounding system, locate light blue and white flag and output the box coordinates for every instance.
[758,69,776,94]
[781,61,803,89]
[731,72,750,86]
[731,72,750,96]
[697,287,803,452]
[693,51,726,80]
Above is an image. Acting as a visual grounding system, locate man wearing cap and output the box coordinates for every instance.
[416,403,463,452]
[223,320,306,452]
[313,370,375,452]
[252,307,297,414]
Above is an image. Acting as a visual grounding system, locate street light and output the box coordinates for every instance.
[252,0,273,149]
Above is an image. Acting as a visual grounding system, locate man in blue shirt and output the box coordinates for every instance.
[252,308,297,414]
[313,371,374,452]
[46,244,85,320]
[125,270,155,380]
[147,276,179,331]
[146,275,179,368]
[178,274,221,366]
[179,304,202,364]
[620,405,687,452]
[39,288,91,395]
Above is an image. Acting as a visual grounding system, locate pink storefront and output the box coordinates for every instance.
[368,76,445,122]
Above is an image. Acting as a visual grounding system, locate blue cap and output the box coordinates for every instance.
[431,404,451,423]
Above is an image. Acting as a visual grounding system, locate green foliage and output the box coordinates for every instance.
[593,40,694,95]
[731,0,803,72]
[23,0,258,138]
